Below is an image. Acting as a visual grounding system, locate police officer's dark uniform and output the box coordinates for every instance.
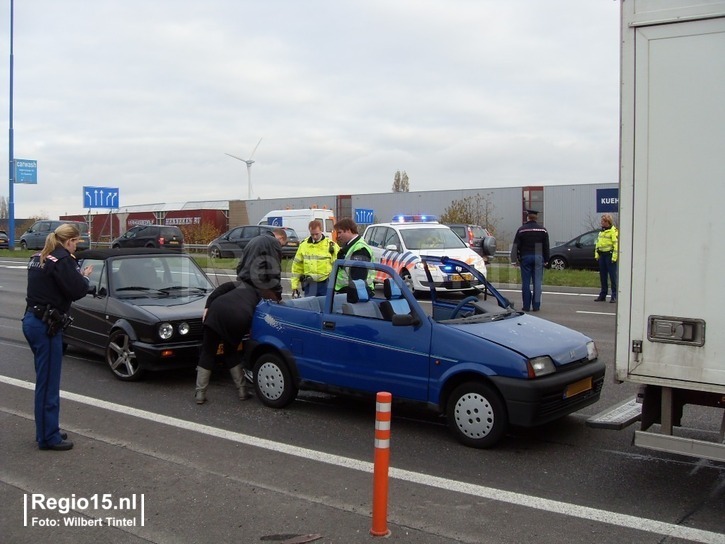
[23,244,91,451]
[510,209,550,311]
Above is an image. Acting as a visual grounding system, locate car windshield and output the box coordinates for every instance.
[400,228,467,250]
[470,226,487,238]
[109,255,214,296]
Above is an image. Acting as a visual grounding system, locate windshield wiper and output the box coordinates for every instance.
[160,286,209,294]
[115,286,168,296]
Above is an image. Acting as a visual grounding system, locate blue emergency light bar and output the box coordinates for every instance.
[392,214,439,223]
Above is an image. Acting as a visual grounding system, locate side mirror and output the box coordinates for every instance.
[392,313,420,327]
[385,244,399,251]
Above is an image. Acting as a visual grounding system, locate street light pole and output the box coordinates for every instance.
[7,0,15,249]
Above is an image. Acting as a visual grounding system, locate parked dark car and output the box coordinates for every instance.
[63,248,215,381]
[547,230,599,270]
[0,230,9,249]
[207,225,299,259]
[20,220,91,251]
[111,225,184,249]
[445,224,497,260]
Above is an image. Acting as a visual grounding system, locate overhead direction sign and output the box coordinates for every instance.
[354,208,374,224]
[83,186,120,209]
[14,159,37,184]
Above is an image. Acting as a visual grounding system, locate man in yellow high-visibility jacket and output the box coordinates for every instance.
[594,214,618,303]
[291,220,339,297]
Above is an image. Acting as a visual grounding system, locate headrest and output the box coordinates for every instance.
[383,278,402,300]
[347,279,370,303]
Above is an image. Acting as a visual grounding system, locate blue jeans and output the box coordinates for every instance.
[598,252,618,299]
[22,312,64,448]
[520,254,544,310]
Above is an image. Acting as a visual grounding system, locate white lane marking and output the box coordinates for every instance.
[1,375,723,543]
[577,310,616,316]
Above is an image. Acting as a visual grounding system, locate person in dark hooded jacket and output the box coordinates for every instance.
[194,228,287,404]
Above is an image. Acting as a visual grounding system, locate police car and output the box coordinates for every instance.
[362,215,487,293]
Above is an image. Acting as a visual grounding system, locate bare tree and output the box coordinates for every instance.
[0,195,8,220]
[439,193,499,234]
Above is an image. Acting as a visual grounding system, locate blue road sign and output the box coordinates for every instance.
[596,188,619,213]
[14,159,37,184]
[266,216,283,226]
[354,208,374,224]
[83,186,120,209]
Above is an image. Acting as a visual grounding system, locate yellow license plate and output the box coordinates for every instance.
[564,376,593,399]
[449,273,473,281]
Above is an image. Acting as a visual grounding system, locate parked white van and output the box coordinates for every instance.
[258,208,336,239]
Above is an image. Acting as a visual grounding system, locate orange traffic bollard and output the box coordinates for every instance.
[370,391,392,537]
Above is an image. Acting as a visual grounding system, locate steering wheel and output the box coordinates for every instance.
[449,296,480,319]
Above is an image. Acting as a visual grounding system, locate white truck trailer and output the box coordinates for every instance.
[588,0,725,461]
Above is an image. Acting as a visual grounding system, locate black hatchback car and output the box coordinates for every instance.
[63,248,215,381]
[207,225,300,259]
[111,225,184,249]
[547,230,599,270]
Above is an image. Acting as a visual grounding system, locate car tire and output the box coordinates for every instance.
[447,381,507,448]
[111,243,120,249]
[401,269,417,297]
[106,329,144,381]
[20,240,28,250]
[209,246,223,259]
[549,256,567,270]
[253,352,297,408]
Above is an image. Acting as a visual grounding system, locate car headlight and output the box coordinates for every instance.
[586,341,598,361]
[158,322,174,340]
[178,322,190,336]
[527,356,556,377]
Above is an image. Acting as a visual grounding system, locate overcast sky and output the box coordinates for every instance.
[0,0,620,220]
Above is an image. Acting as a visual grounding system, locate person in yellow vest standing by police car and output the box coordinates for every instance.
[291,220,339,298]
[594,213,618,303]
[333,218,375,293]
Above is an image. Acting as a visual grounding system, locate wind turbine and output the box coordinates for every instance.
[225,137,262,199]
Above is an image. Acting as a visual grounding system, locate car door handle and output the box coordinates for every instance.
[323,321,335,330]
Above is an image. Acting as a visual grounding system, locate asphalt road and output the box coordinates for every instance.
[1,258,723,544]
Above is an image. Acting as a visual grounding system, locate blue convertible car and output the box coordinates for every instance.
[247,257,605,448]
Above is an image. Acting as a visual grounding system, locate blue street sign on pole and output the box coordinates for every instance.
[83,186,120,209]
[14,159,37,184]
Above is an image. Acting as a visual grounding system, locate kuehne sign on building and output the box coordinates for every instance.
[596,188,619,213]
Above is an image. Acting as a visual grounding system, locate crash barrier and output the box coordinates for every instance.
[370,391,392,537]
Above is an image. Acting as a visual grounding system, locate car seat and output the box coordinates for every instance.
[380,278,411,320]
[342,279,382,319]
[114,259,160,291]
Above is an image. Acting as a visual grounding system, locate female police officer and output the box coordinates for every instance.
[23,223,93,451]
